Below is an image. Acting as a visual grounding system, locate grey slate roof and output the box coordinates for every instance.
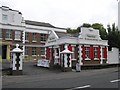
[25,20,55,27]
[25,20,66,30]
[55,32,79,38]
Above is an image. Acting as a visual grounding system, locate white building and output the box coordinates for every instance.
[45,27,108,67]
[0,6,66,61]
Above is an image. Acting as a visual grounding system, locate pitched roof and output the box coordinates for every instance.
[25,20,55,27]
[55,31,79,38]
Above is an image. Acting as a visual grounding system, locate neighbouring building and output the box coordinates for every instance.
[108,47,120,64]
[45,27,108,67]
[0,6,66,62]
[0,6,25,61]
[24,20,66,61]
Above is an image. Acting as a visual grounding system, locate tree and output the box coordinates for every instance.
[81,23,91,28]
[91,23,107,40]
[107,23,120,51]
[107,24,111,33]
[67,28,79,34]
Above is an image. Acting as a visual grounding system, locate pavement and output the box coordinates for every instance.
[1,62,120,89]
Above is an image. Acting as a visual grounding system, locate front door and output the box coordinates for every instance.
[2,45,7,59]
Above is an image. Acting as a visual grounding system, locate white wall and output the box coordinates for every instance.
[0,6,23,26]
[108,48,120,64]
[79,27,101,40]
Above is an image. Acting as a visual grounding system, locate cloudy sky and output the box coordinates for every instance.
[0,0,118,29]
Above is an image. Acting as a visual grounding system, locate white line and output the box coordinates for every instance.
[110,79,120,83]
[66,85,91,90]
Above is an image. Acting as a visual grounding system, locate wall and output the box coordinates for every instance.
[0,6,23,26]
[108,48,120,64]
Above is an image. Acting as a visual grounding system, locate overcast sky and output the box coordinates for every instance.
[0,0,118,29]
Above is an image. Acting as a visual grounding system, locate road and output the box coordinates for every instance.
[2,66,120,89]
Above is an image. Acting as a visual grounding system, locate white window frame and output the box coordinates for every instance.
[85,47,90,58]
[25,47,28,55]
[32,47,36,56]
[94,47,98,59]
[40,34,47,42]
[32,33,37,42]
[40,47,45,55]
[72,47,75,59]
[102,48,104,58]
[15,31,21,40]
[5,30,12,40]
[25,32,29,42]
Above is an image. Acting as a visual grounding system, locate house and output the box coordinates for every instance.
[45,27,108,68]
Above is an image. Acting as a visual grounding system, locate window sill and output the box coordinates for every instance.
[85,57,91,60]
[5,38,12,40]
[32,41,37,42]
[25,40,29,42]
[32,55,37,57]
[41,41,46,43]
[71,59,76,61]
[14,39,21,41]
[94,58,99,60]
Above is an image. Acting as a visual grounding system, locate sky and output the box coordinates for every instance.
[0,0,118,29]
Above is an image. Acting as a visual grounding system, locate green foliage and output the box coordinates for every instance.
[91,23,107,40]
[107,23,120,51]
[67,27,80,34]
[81,23,91,28]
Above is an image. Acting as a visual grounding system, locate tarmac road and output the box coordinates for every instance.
[2,62,120,89]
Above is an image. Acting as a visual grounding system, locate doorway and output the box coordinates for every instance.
[2,45,7,59]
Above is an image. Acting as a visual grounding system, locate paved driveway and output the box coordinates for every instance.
[22,62,62,75]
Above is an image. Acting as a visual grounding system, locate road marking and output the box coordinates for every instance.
[66,85,91,90]
[110,79,120,83]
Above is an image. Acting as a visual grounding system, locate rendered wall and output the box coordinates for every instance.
[108,48,119,64]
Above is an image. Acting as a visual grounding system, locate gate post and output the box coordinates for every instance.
[60,44,73,72]
[11,44,23,75]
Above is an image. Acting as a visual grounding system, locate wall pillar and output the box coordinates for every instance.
[11,44,23,75]
[106,47,108,63]
[79,45,83,65]
[100,46,103,64]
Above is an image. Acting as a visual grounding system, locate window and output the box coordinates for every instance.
[94,47,98,58]
[32,33,36,41]
[25,32,29,41]
[2,14,8,21]
[85,47,90,58]
[25,47,28,55]
[15,31,21,40]
[40,34,47,42]
[40,47,45,55]
[72,47,75,59]
[0,30,2,38]
[102,48,104,58]
[32,47,36,55]
[6,30,12,39]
